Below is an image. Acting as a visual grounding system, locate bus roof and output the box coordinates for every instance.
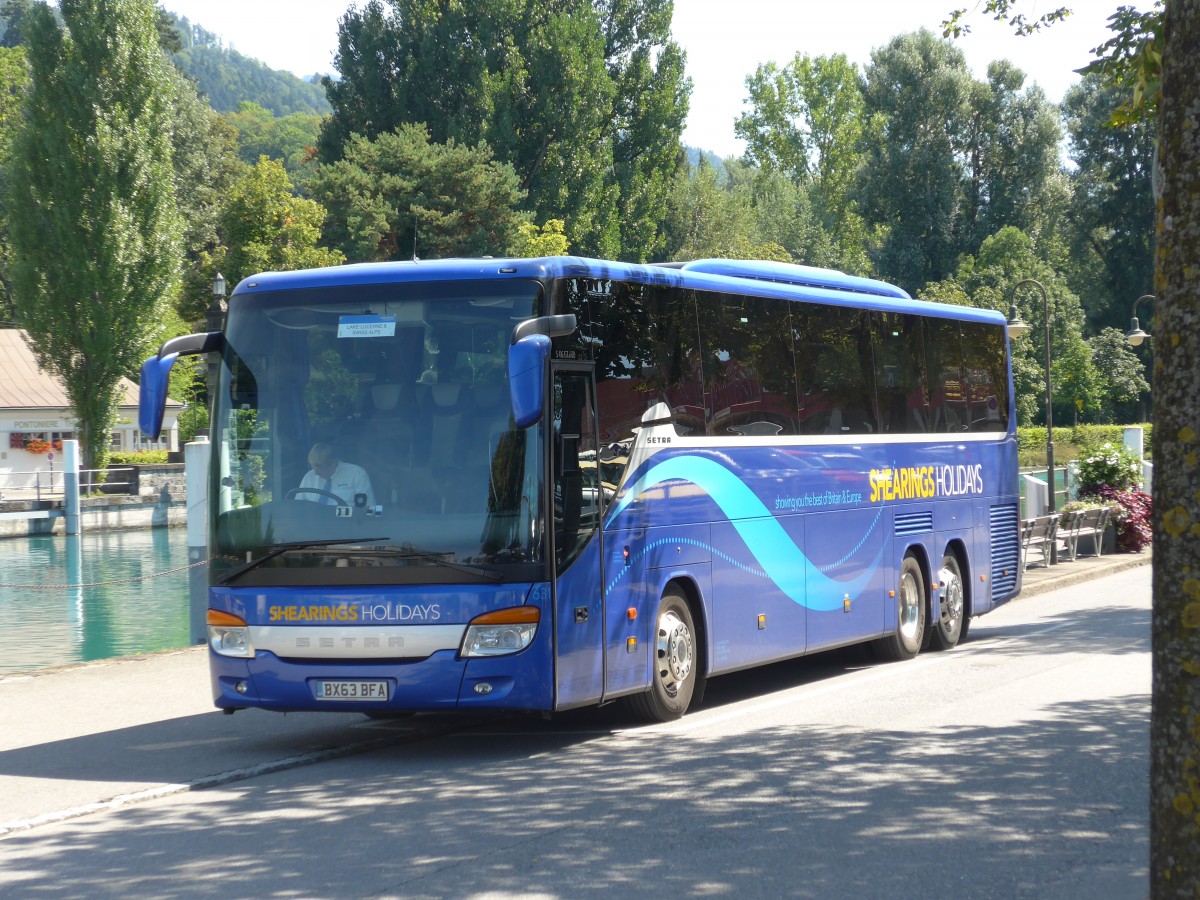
[231,256,1006,327]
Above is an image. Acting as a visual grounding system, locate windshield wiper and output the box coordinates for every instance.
[389,543,504,582]
[217,537,391,585]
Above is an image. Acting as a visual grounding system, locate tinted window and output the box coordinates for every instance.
[873,312,929,433]
[563,279,704,443]
[696,292,798,436]
[923,317,968,433]
[961,320,1009,432]
[795,305,877,435]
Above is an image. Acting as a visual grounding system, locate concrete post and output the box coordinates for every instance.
[65,532,83,635]
[185,437,211,645]
[62,439,81,535]
[1023,473,1048,518]
[1123,425,1145,461]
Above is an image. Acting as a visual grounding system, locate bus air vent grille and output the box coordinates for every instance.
[895,511,933,535]
[989,502,1021,596]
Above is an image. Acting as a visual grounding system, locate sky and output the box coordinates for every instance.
[160,0,1126,159]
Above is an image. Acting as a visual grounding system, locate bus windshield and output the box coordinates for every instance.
[209,278,545,583]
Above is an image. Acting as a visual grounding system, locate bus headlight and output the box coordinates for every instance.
[208,609,254,658]
[461,606,540,657]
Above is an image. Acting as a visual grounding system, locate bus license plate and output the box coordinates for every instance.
[314,680,389,701]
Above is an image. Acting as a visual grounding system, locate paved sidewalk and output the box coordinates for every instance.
[1018,546,1152,597]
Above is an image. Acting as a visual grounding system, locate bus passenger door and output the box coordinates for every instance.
[549,365,608,710]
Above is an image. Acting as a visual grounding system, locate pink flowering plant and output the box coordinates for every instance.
[1097,485,1152,552]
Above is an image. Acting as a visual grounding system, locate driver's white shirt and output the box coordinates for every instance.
[298,460,375,507]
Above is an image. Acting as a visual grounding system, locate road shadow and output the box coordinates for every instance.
[0,691,1147,899]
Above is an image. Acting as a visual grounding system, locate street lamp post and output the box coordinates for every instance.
[1125,294,1154,346]
[1125,294,1154,422]
[204,273,227,405]
[1006,278,1055,548]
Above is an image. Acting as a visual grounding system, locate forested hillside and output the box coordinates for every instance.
[167,13,329,116]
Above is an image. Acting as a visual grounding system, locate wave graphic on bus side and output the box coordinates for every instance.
[607,456,883,612]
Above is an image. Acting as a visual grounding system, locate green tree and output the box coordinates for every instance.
[857,30,975,292]
[0,43,27,325]
[736,53,870,269]
[0,0,33,48]
[962,60,1065,250]
[8,0,182,472]
[224,101,321,179]
[167,63,245,325]
[510,219,570,257]
[318,0,689,262]
[310,124,525,262]
[215,157,343,290]
[663,155,757,261]
[1087,326,1150,422]
[1061,74,1157,333]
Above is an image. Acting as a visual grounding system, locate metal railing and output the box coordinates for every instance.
[0,467,134,502]
[1018,466,1070,519]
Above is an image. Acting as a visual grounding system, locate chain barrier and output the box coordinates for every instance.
[0,558,210,590]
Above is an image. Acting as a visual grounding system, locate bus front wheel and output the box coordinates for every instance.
[929,552,965,651]
[873,555,926,662]
[628,588,697,722]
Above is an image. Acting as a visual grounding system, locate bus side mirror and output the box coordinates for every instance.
[508,334,551,428]
[138,331,225,440]
[139,352,178,440]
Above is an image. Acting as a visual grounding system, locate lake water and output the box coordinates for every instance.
[0,527,194,675]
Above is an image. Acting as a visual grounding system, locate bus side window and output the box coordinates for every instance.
[962,321,1008,432]
[924,317,968,432]
[796,306,877,435]
[873,311,928,434]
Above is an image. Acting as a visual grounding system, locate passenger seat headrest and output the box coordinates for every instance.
[372,384,402,411]
[431,383,462,407]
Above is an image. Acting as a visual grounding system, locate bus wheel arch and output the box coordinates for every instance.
[627,580,706,722]
[873,550,927,662]
[930,542,969,650]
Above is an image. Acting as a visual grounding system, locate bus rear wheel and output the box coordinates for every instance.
[873,555,926,662]
[628,588,697,722]
[929,552,965,651]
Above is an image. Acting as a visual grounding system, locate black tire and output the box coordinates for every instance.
[627,587,698,722]
[872,555,926,662]
[929,552,966,651]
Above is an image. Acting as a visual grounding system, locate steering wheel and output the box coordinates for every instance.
[285,487,347,505]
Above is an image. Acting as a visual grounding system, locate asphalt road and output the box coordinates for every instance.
[0,565,1151,899]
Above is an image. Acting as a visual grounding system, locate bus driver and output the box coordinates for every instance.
[297,441,375,507]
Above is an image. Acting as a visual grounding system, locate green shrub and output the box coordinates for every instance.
[1016,424,1152,466]
[1017,427,1046,453]
[109,450,169,465]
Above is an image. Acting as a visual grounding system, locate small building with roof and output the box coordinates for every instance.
[0,329,182,488]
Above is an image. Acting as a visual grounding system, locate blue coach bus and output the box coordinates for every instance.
[140,257,1022,722]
